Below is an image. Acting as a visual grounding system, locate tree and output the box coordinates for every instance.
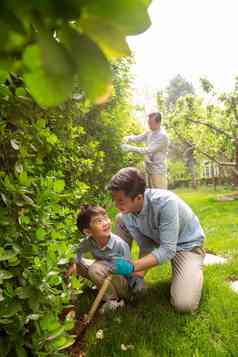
[165,74,195,111]
[0,0,151,106]
[166,76,238,186]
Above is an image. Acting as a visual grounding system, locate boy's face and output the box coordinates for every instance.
[112,190,144,214]
[84,213,112,240]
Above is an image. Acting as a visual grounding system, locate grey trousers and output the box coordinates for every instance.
[116,215,205,313]
[77,258,128,301]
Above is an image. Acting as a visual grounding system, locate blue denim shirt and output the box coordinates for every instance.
[120,189,205,264]
[76,233,131,263]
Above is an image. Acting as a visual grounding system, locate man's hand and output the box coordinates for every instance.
[122,136,129,144]
[112,258,134,276]
[121,144,134,152]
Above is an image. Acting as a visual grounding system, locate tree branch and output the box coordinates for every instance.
[184,117,233,139]
[170,126,236,167]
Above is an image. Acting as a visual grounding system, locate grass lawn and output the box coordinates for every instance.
[79,186,238,357]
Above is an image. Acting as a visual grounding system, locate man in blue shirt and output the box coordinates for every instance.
[107,167,205,312]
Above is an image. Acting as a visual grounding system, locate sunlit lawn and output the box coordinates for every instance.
[80,186,238,357]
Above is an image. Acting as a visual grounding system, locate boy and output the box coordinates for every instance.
[68,204,136,313]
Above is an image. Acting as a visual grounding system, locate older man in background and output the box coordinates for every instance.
[121,112,169,189]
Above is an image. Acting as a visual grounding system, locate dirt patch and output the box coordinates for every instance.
[230,281,238,293]
[217,192,238,202]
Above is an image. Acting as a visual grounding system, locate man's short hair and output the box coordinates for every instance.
[107,167,146,198]
[148,112,162,123]
[77,205,106,233]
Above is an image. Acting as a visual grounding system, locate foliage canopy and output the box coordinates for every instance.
[0,0,151,106]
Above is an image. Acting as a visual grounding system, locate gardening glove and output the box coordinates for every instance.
[112,258,134,276]
[121,144,136,152]
[122,136,130,144]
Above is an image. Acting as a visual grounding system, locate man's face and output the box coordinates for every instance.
[112,190,144,214]
[85,213,111,240]
[148,116,160,131]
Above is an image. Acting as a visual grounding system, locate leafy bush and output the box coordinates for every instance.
[0,59,141,355]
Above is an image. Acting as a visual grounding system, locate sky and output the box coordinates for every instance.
[127,0,238,114]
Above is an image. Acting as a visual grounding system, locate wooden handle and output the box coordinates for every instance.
[86,274,113,323]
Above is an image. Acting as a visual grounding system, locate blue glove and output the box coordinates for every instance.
[113,258,134,276]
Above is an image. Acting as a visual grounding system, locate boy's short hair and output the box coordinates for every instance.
[107,167,146,198]
[148,112,162,123]
[77,205,106,233]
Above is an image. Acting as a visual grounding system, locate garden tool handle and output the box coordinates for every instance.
[86,274,113,324]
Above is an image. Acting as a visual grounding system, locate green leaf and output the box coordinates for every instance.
[60,28,112,103]
[71,275,81,289]
[0,193,8,206]
[40,0,82,21]
[18,171,31,186]
[15,163,23,174]
[23,42,75,107]
[0,70,9,83]
[25,314,40,324]
[51,231,64,240]
[53,179,65,193]
[0,270,13,283]
[47,325,65,341]
[80,16,131,59]
[0,289,4,302]
[47,272,62,286]
[15,286,32,299]
[83,0,151,35]
[16,345,27,357]
[8,256,20,266]
[46,133,58,145]
[40,315,61,333]
[0,302,21,318]
[36,227,46,240]
[0,6,25,35]
[20,215,30,225]
[15,87,27,97]
[57,258,69,265]
[50,335,75,350]
[63,312,75,331]
[10,139,20,150]
[0,248,17,261]
[0,84,11,98]
[22,194,35,206]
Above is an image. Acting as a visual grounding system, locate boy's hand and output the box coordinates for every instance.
[112,258,134,276]
[66,263,77,277]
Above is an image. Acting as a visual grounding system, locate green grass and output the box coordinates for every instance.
[81,186,238,357]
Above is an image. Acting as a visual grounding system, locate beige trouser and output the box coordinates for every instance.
[116,216,204,313]
[170,248,204,312]
[77,258,128,301]
[146,173,168,189]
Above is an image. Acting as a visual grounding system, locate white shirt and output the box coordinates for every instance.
[127,127,169,174]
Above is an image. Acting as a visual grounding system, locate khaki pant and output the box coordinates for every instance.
[146,173,168,189]
[116,215,205,312]
[170,248,204,312]
[77,258,128,301]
